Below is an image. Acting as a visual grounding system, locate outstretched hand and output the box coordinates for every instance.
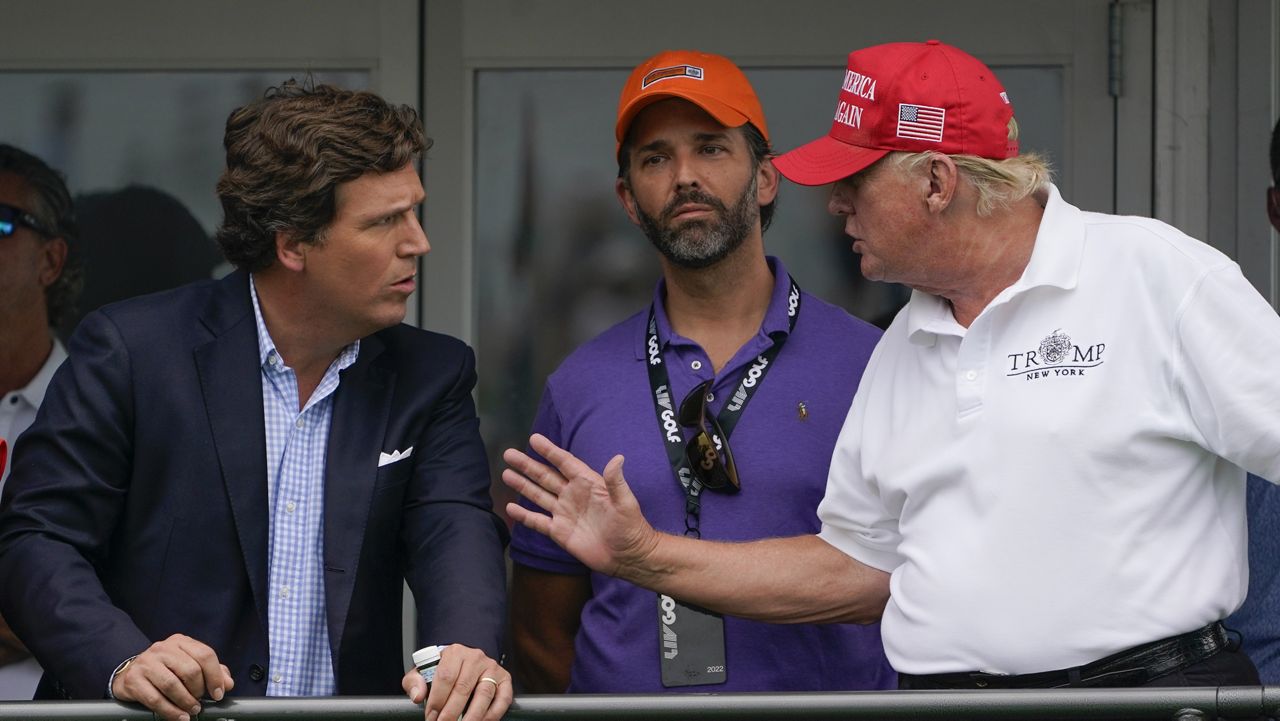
[502,434,659,578]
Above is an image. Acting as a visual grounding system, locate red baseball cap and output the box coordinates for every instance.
[616,50,769,154]
[774,40,1018,186]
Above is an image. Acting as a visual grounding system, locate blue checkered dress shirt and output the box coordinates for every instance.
[250,277,359,696]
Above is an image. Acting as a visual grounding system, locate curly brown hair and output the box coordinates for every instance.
[214,79,429,271]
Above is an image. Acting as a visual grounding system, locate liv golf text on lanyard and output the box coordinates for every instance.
[644,278,799,687]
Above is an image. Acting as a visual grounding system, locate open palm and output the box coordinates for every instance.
[503,434,657,577]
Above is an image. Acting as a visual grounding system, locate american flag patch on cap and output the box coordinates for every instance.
[896,103,946,142]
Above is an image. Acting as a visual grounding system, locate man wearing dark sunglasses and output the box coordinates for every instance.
[0,143,80,701]
[508,50,892,695]
[506,40,1280,698]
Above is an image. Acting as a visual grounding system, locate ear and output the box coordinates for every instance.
[275,230,307,272]
[924,153,959,214]
[1268,188,1280,234]
[755,156,780,207]
[615,177,642,227]
[37,237,68,287]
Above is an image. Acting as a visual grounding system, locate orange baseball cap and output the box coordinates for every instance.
[615,50,769,154]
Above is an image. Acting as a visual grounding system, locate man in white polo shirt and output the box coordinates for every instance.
[502,40,1280,692]
[0,143,79,700]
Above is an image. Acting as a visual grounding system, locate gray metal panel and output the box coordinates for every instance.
[1116,1,1156,218]
[1235,0,1280,306]
[421,0,473,343]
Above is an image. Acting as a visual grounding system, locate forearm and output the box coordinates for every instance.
[0,534,151,697]
[511,629,573,693]
[619,533,889,625]
[407,507,508,657]
[509,565,588,692]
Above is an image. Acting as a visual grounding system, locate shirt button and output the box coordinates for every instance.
[706,392,715,402]
[295,417,304,428]
[272,673,283,684]
[964,370,978,381]
[280,586,290,598]
[690,360,702,370]
[285,501,296,514]
[7,396,17,405]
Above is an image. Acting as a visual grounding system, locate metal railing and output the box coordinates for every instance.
[1,688,1279,720]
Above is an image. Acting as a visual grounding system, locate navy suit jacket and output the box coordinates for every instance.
[0,270,507,698]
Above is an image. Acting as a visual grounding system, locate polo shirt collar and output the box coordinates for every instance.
[1009,184,1084,294]
[906,183,1084,344]
[635,255,795,359]
[15,337,67,409]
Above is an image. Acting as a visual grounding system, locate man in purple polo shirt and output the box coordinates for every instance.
[508,50,892,693]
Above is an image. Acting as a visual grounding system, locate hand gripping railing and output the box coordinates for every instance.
[1,687,1278,720]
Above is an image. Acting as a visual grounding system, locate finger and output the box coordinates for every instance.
[435,648,483,721]
[219,664,235,694]
[437,671,481,721]
[150,661,204,717]
[462,673,498,721]
[529,434,600,482]
[502,447,567,497]
[481,671,513,721]
[503,501,554,537]
[401,668,426,704]
[175,636,225,700]
[128,663,200,721]
[424,647,463,721]
[128,683,191,721]
[500,468,561,512]
[602,454,629,498]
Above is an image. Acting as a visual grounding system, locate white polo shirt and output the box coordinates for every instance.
[818,184,1280,676]
[0,339,67,493]
[0,337,63,700]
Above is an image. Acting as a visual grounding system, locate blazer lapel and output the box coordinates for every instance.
[193,270,270,634]
[322,334,393,664]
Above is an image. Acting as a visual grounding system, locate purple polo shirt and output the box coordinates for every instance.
[511,257,895,692]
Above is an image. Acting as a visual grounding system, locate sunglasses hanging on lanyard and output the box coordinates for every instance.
[643,278,800,688]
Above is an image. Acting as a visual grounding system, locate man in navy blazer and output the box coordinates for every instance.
[0,81,511,721]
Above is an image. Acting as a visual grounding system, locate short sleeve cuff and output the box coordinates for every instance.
[509,545,590,576]
[510,508,590,575]
[819,525,904,574]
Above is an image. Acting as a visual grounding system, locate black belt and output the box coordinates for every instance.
[899,622,1230,689]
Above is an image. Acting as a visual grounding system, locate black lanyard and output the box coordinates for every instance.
[645,279,800,537]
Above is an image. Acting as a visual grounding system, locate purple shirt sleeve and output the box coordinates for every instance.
[509,383,590,576]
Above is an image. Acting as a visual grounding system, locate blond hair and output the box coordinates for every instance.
[889,118,1052,216]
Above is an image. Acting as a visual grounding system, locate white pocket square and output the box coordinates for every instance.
[378,447,414,467]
